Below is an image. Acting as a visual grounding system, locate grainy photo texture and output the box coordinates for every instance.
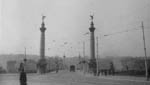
[0,0,150,85]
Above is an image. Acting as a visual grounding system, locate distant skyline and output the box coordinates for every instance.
[0,0,150,57]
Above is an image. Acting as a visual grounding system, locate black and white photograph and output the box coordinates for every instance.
[0,0,150,85]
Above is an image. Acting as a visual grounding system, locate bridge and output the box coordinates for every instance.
[0,70,150,85]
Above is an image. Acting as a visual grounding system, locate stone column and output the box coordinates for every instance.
[89,15,97,75]
[40,23,46,59]
[37,16,47,74]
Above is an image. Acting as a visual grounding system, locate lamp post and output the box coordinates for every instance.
[83,32,90,74]
[141,22,148,81]
[24,47,27,63]
[96,36,99,76]
[63,53,66,70]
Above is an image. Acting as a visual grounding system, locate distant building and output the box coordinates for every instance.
[7,61,18,73]
[7,59,37,73]
[0,67,2,71]
[46,57,63,72]
[0,66,6,73]
[78,57,89,72]
[24,59,37,73]
[46,58,56,72]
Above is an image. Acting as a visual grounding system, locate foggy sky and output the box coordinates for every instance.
[0,0,150,57]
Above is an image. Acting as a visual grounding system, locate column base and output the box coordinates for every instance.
[37,58,47,74]
[89,58,97,76]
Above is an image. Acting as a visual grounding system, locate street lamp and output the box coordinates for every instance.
[83,32,90,74]
[24,47,27,63]
[141,22,148,81]
[96,36,99,76]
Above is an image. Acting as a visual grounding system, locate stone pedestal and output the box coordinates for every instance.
[37,58,47,73]
[89,58,97,76]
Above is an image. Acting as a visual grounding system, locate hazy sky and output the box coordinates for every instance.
[0,0,150,57]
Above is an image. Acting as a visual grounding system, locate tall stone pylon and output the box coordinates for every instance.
[37,16,47,74]
[89,15,97,76]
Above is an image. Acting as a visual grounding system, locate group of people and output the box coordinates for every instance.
[98,69,115,76]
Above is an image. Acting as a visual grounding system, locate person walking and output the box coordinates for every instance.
[19,63,27,85]
[148,67,150,81]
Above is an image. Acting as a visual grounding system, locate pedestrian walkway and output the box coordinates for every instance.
[77,70,150,83]
[1,70,149,85]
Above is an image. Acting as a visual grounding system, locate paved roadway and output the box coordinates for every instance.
[0,70,150,85]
